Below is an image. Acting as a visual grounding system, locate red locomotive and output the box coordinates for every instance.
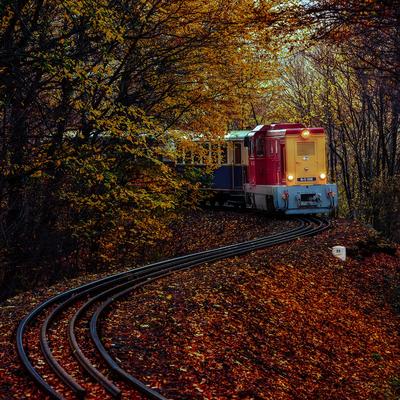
[244,123,337,214]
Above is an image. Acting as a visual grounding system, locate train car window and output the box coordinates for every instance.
[211,143,219,164]
[184,150,193,164]
[250,139,255,157]
[270,141,274,155]
[275,141,278,154]
[177,151,184,164]
[201,142,210,164]
[221,143,228,164]
[234,142,242,164]
[256,137,265,157]
[297,142,315,156]
[193,152,202,165]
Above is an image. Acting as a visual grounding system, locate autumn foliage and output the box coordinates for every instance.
[0,0,281,296]
[263,0,400,238]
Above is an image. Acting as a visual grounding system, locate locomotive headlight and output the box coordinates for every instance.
[301,129,310,139]
[319,173,327,180]
[287,175,294,181]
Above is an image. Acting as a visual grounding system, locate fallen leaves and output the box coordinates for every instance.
[1,213,400,399]
[103,218,400,400]
[0,210,284,399]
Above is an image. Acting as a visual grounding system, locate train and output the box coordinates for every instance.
[177,123,338,215]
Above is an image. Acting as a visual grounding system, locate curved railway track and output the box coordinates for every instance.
[16,216,330,400]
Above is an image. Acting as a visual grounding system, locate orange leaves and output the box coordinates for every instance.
[2,212,399,399]
[102,216,400,399]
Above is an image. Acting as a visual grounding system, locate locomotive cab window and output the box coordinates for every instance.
[297,142,315,156]
[256,137,265,157]
[280,144,286,175]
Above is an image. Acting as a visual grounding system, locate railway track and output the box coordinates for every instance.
[16,216,330,400]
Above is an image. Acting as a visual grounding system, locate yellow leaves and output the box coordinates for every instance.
[0,6,14,31]
[92,65,100,74]
[0,0,286,279]
[31,170,43,178]
[63,0,126,43]
[54,136,198,267]
[72,99,84,110]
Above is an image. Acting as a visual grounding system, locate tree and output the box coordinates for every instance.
[277,46,400,231]
[0,0,281,295]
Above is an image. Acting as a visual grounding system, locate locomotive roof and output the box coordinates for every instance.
[248,124,324,137]
[252,123,305,132]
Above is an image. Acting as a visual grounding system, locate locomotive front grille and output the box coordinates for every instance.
[301,194,315,201]
[299,193,320,207]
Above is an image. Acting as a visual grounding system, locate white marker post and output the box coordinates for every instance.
[332,246,346,261]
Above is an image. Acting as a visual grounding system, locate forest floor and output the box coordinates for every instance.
[1,210,400,399]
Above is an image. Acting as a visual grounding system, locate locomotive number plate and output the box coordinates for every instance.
[297,177,316,182]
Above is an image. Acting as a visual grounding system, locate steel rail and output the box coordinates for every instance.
[17,219,316,398]
[35,221,305,398]
[16,216,328,400]
[64,218,311,398]
[40,278,126,398]
[16,217,306,398]
[67,218,311,398]
[89,217,330,399]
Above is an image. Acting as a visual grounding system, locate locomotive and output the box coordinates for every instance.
[178,123,338,215]
[244,123,337,214]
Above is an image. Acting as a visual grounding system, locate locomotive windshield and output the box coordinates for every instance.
[297,142,315,156]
